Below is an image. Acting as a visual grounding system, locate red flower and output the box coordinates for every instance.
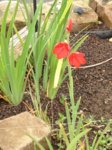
[53,42,70,59]
[66,19,73,32]
[68,52,86,68]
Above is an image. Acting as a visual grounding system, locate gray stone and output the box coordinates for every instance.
[0,112,51,150]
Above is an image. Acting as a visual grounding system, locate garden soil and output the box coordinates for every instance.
[0,24,112,120]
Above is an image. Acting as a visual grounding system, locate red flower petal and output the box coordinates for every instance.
[53,42,71,59]
[68,52,86,68]
[75,52,86,64]
[66,19,73,32]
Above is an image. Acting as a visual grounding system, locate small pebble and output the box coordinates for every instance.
[109,38,112,42]
[98,21,103,25]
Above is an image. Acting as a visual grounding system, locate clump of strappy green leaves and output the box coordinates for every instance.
[0,0,87,105]
[0,0,43,105]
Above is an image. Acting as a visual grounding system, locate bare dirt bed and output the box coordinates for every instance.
[0,24,112,121]
[73,28,112,119]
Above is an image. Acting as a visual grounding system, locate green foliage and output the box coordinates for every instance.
[30,0,73,101]
[85,119,112,150]
[1,1,112,149]
[30,0,88,101]
[0,0,87,105]
[0,0,42,105]
[57,66,90,149]
[52,67,112,150]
